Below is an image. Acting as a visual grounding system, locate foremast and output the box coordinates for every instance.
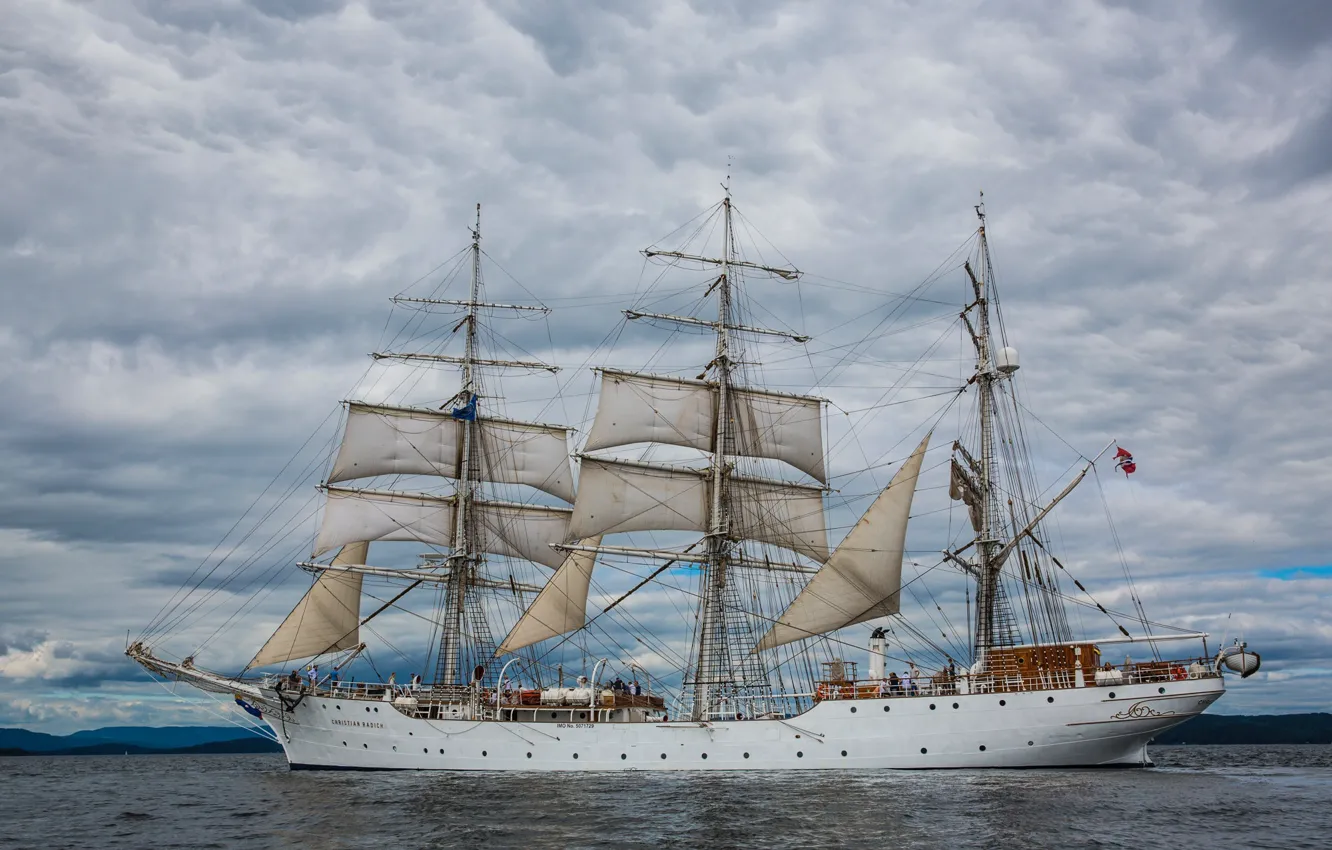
[440,205,484,687]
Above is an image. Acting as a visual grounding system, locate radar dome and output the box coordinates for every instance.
[996,346,1020,374]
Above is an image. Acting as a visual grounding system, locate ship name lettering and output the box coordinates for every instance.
[331,719,385,729]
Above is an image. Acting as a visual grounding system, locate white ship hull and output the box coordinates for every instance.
[264,677,1224,771]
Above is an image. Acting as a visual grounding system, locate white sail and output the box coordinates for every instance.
[731,387,826,482]
[569,458,709,539]
[583,371,826,482]
[569,460,827,561]
[249,542,368,668]
[583,371,714,454]
[475,417,576,503]
[313,487,456,557]
[329,403,460,483]
[497,535,603,653]
[730,475,830,563]
[756,433,931,651]
[328,403,575,502]
[475,500,573,569]
[314,487,571,568]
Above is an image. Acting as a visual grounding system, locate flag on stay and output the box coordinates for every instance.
[1114,447,1136,476]
[450,394,478,421]
[234,694,263,719]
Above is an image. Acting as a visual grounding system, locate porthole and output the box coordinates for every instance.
[621,753,627,760]
[841,750,847,757]
[527,753,532,759]
[439,748,444,754]
[573,753,579,760]
[322,704,327,709]
[422,748,428,754]
[482,750,488,757]
[883,705,890,713]
[952,703,959,709]
[408,732,413,736]
[1159,687,1166,694]
[999,699,1006,706]
[579,712,586,720]
[1109,692,1116,699]
[373,707,379,713]
[929,704,936,710]
[850,706,857,714]
[660,753,667,760]
[979,745,987,752]
[702,753,708,760]
[920,747,927,754]
[797,751,804,758]
[342,741,347,746]
[362,743,368,749]
[365,707,371,713]
[744,752,750,759]
[336,705,341,711]
[1047,696,1054,704]
[551,712,558,719]
[1028,741,1034,746]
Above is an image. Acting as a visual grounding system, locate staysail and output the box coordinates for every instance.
[249,541,368,668]
[497,535,603,653]
[755,433,931,651]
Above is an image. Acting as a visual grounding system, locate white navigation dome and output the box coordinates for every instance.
[996,346,1020,374]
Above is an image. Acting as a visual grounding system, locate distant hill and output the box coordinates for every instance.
[0,725,281,756]
[1155,713,1332,745]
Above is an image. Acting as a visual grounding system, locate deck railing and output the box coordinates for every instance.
[813,657,1219,701]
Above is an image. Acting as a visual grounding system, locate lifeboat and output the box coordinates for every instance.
[1216,642,1261,678]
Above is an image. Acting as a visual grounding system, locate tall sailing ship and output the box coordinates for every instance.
[129,193,1259,770]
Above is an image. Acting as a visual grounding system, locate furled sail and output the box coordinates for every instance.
[756,433,931,651]
[582,370,826,482]
[328,403,575,502]
[949,458,982,533]
[314,487,571,568]
[249,542,368,668]
[497,535,603,654]
[568,459,828,561]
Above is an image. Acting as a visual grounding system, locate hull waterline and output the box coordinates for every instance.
[264,677,1224,771]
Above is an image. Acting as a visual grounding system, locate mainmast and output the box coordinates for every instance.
[693,190,737,720]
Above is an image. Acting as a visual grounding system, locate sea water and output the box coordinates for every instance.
[1,746,1328,849]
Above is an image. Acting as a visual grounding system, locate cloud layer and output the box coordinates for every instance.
[3,0,1330,731]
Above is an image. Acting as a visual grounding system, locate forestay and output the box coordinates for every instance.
[756,433,931,651]
[249,542,368,668]
[583,370,826,482]
[328,403,575,502]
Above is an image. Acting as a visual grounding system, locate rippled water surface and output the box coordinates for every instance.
[1,746,1329,849]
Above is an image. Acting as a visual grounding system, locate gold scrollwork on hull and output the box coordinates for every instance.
[1110,701,1176,720]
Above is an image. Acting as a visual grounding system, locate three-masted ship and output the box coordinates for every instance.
[129,194,1257,770]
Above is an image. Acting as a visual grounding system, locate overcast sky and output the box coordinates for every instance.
[3,0,1330,734]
